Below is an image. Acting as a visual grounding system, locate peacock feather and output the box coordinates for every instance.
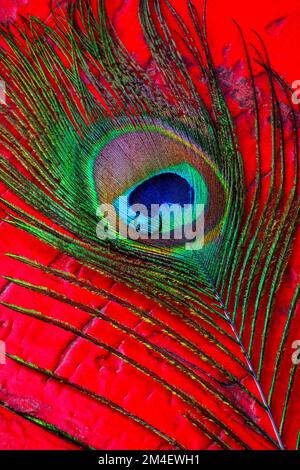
[0,0,299,450]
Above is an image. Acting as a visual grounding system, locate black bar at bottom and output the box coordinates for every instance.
[0,450,299,468]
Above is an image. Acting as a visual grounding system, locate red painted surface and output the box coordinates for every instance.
[0,0,299,450]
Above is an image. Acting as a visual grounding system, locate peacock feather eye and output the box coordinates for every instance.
[92,121,228,249]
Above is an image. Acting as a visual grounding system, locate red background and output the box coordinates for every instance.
[0,0,299,450]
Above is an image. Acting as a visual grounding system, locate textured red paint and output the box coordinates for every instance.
[0,0,299,450]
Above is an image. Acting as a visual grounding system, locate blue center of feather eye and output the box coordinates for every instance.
[128,172,194,212]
